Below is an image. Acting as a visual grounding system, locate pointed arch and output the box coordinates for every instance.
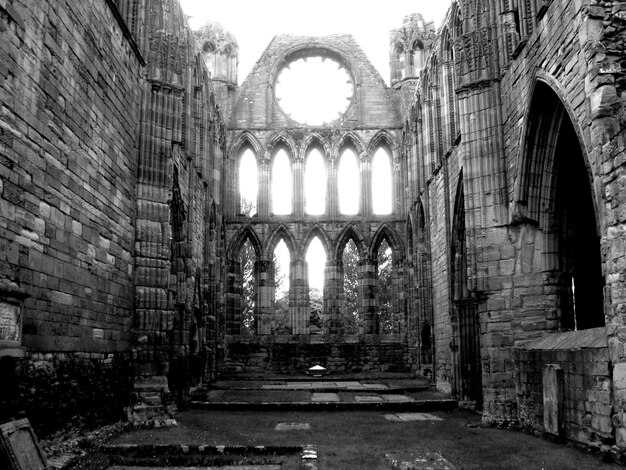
[267,131,298,159]
[370,224,404,260]
[334,224,368,262]
[406,215,414,257]
[228,225,262,260]
[301,225,332,259]
[208,200,217,230]
[337,131,366,156]
[229,131,263,158]
[513,77,596,230]
[368,130,397,154]
[300,133,331,161]
[264,224,298,260]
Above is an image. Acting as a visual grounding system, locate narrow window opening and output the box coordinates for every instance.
[342,239,361,334]
[338,148,359,215]
[239,148,258,216]
[372,147,393,215]
[305,147,326,215]
[273,240,290,334]
[272,148,292,215]
[239,239,256,336]
[377,239,394,334]
[306,236,326,334]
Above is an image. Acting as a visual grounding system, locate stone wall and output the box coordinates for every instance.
[0,0,231,431]
[0,352,132,436]
[0,0,142,432]
[225,337,409,374]
[0,0,141,352]
[400,0,626,451]
[224,33,414,374]
[515,329,612,449]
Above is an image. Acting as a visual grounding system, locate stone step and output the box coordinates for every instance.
[189,398,458,412]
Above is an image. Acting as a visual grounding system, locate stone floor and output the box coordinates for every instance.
[47,376,624,469]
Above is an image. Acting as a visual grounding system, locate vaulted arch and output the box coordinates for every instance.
[370,224,403,260]
[337,131,366,156]
[228,225,262,260]
[300,133,331,160]
[514,79,604,331]
[302,225,332,257]
[267,131,298,158]
[334,224,368,262]
[264,224,298,260]
[230,131,263,158]
[368,130,396,154]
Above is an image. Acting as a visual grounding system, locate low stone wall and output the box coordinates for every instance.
[225,335,409,374]
[514,328,612,449]
[0,352,132,437]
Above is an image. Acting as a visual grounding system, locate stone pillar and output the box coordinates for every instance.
[359,257,378,334]
[290,258,309,334]
[258,155,270,218]
[293,156,304,218]
[255,259,274,335]
[360,152,372,217]
[392,257,406,335]
[225,259,242,335]
[543,364,564,436]
[324,260,344,334]
[328,150,339,218]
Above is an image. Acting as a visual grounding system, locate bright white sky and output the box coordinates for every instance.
[179,0,452,85]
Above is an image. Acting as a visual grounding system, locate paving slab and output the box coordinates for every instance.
[354,395,384,403]
[385,449,455,469]
[108,467,281,470]
[382,394,415,403]
[206,390,310,402]
[384,413,442,422]
[274,422,311,431]
[311,393,340,402]
[361,383,389,390]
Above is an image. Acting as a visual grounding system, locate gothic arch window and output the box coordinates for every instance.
[238,146,258,216]
[306,236,326,334]
[305,145,326,215]
[238,238,256,336]
[372,145,393,215]
[376,238,395,334]
[441,30,458,146]
[392,42,406,82]
[271,146,293,215]
[342,239,361,334]
[410,40,425,75]
[338,146,360,215]
[273,239,291,334]
[520,82,605,330]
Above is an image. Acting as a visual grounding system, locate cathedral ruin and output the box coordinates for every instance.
[1,0,626,456]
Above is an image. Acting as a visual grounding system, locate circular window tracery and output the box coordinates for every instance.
[275,55,354,126]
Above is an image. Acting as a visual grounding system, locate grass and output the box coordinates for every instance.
[108,409,621,469]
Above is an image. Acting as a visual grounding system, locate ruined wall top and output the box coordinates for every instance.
[230,34,401,130]
[389,13,437,84]
[193,21,239,86]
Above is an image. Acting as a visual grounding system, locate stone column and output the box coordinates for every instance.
[360,152,372,217]
[293,156,304,218]
[324,260,344,334]
[392,258,406,335]
[290,258,309,334]
[225,259,242,335]
[258,155,270,218]
[359,257,378,334]
[328,150,339,218]
[255,258,274,335]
